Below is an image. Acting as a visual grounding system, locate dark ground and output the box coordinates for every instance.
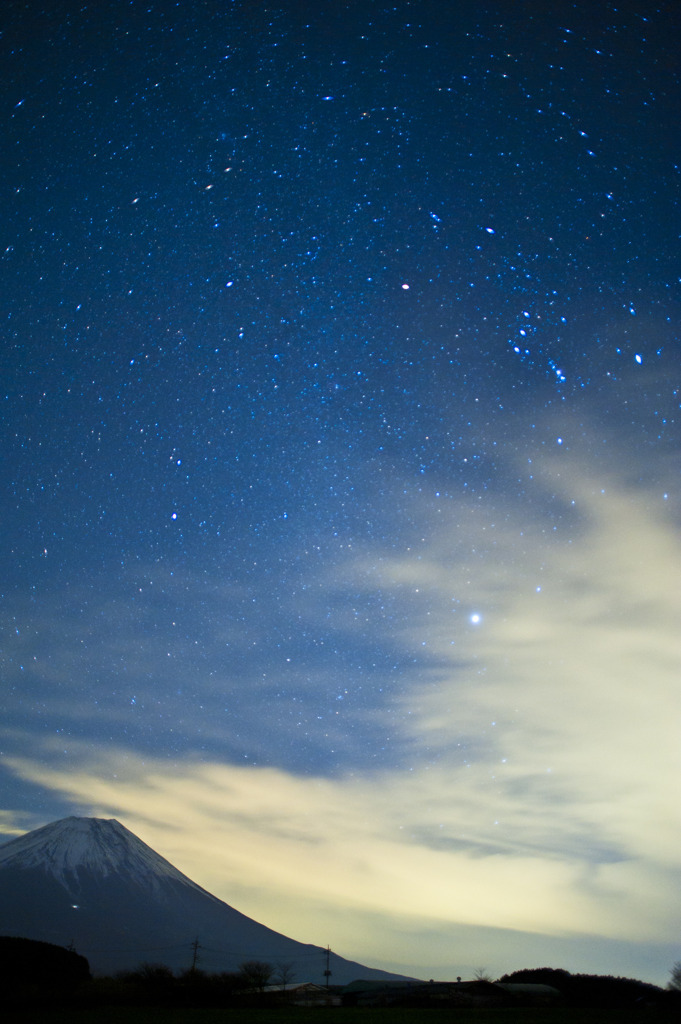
[5,1007,678,1024]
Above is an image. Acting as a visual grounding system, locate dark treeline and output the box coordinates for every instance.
[0,935,91,1006]
[3,935,681,1014]
[1,939,300,1010]
[99,959,289,1008]
[498,966,672,1009]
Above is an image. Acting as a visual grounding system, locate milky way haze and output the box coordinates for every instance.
[1,0,679,985]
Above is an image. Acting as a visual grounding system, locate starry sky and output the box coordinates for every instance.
[1,0,680,986]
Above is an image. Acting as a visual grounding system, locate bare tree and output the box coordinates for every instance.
[669,961,681,992]
[238,960,273,992]
[274,961,296,990]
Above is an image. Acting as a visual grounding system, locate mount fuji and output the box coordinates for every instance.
[0,816,410,982]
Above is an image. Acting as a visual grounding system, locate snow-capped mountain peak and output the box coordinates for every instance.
[0,816,201,892]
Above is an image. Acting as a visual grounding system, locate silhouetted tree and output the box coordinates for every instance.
[669,962,681,992]
[126,962,175,985]
[110,962,177,1006]
[238,959,273,992]
[274,961,296,989]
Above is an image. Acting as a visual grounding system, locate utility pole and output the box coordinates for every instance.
[190,936,201,973]
[323,945,332,989]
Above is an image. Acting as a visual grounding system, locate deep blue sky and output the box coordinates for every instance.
[1,0,680,985]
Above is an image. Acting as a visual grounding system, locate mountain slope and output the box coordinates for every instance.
[0,816,411,982]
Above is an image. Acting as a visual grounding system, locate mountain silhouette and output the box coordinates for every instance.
[0,816,411,982]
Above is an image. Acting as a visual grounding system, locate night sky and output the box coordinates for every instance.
[2,0,680,985]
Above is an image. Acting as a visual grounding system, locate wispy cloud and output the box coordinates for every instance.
[4,453,680,981]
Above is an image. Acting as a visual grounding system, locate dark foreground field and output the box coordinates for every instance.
[6,1007,678,1024]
